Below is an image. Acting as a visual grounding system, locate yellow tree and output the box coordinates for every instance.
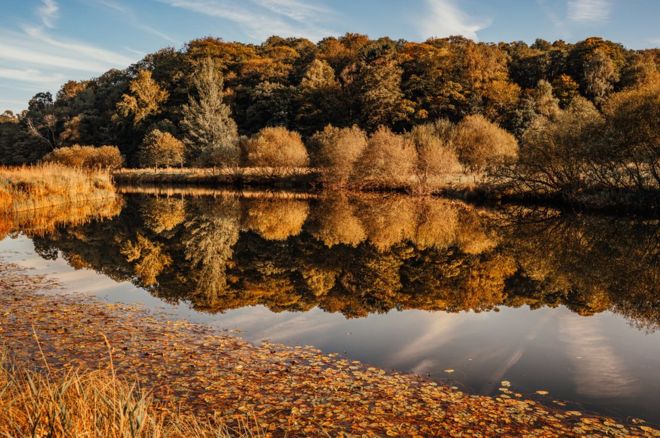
[116,70,168,125]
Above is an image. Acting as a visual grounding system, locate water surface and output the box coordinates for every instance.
[1,191,658,423]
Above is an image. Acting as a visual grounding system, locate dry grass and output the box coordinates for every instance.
[0,164,116,213]
[0,349,257,438]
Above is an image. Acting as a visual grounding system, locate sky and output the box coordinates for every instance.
[1,0,659,112]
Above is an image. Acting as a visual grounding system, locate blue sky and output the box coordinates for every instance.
[1,0,659,112]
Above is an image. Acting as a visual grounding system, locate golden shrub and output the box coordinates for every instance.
[244,127,309,167]
[352,127,416,190]
[43,145,124,170]
[310,125,367,186]
[453,115,518,172]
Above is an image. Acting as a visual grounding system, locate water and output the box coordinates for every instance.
[1,191,658,423]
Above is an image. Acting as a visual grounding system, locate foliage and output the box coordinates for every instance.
[407,122,462,192]
[138,129,184,168]
[453,115,519,172]
[309,125,367,186]
[352,126,416,189]
[181,58,240,167]
[244,127,309,167]
[43,145,124,170]
[116,70,169,125]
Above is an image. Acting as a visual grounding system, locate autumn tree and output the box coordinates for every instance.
[296,59,344,135]
[182,58,239,167]
[138,129,185,168]
[116,70,169,125]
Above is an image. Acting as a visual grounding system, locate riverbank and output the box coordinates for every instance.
[112,167,659,215]
[0,261,656,437]
[0,164,116,213]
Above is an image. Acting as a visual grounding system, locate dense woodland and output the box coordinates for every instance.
[24,194,659,331]
[0,34,658,199]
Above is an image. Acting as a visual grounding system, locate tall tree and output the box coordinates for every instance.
[116,70,169,125]
[181,58,239,167]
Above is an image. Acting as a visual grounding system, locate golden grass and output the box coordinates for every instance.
[0,349,257,438]
[0,164,116,213]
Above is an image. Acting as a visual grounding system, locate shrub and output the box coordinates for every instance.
[452,115,518,173]
[601,75,660,188]
[42,145,124,170]
[407,123,462,193]
[244,127,309,167]
[310,125,367,186]
[138,129,184,168]
[352,127,416,190]
[513,97,604,192]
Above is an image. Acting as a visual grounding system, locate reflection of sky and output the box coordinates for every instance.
[2,235,659,423]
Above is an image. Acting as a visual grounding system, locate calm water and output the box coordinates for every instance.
[1,191,658,423]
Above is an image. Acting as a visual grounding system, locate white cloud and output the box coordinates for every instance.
[420,0,491,41]
[160,0,334,41]
[567,0,611,23]
[38,0,59,28]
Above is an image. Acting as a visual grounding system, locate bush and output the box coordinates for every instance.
[310,125,367,186]
[452,115,518,173]
[601,75,660,188]
[138,129,184,168]
[352,127,416,190]
[514,97,604,192]
[244,127,309,167]
[407,123,462,193]
[42,145,124,170]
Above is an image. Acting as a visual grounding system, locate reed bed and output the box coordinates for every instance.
[0,164,116,213]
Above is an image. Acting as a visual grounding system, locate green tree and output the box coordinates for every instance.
[182,58,240,167]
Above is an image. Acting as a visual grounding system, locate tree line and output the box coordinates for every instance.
[0,34,657,197]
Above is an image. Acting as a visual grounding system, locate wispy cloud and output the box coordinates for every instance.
[94,0,177,43]
[560,316,638,398]
[420,0,491,41]
[38,0,59,28]
[160,0,335,41]
[567,0,611,23]
[0,67,64,84]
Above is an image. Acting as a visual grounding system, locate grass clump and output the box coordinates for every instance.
[0,351,254,437]
[0,164,116,213]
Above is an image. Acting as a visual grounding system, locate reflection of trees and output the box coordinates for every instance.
[29,193,659,330]
[244,199,309,241]
[139,197,185,234]
[182,197,240,309]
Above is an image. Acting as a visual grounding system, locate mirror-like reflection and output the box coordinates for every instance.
[27,193,658,330]
[5,190,658,423]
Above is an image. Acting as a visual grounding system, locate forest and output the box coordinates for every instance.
[0,34,658,202]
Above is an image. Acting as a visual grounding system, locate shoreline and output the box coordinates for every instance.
[112,168,659,216]
[1,260,657,436]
